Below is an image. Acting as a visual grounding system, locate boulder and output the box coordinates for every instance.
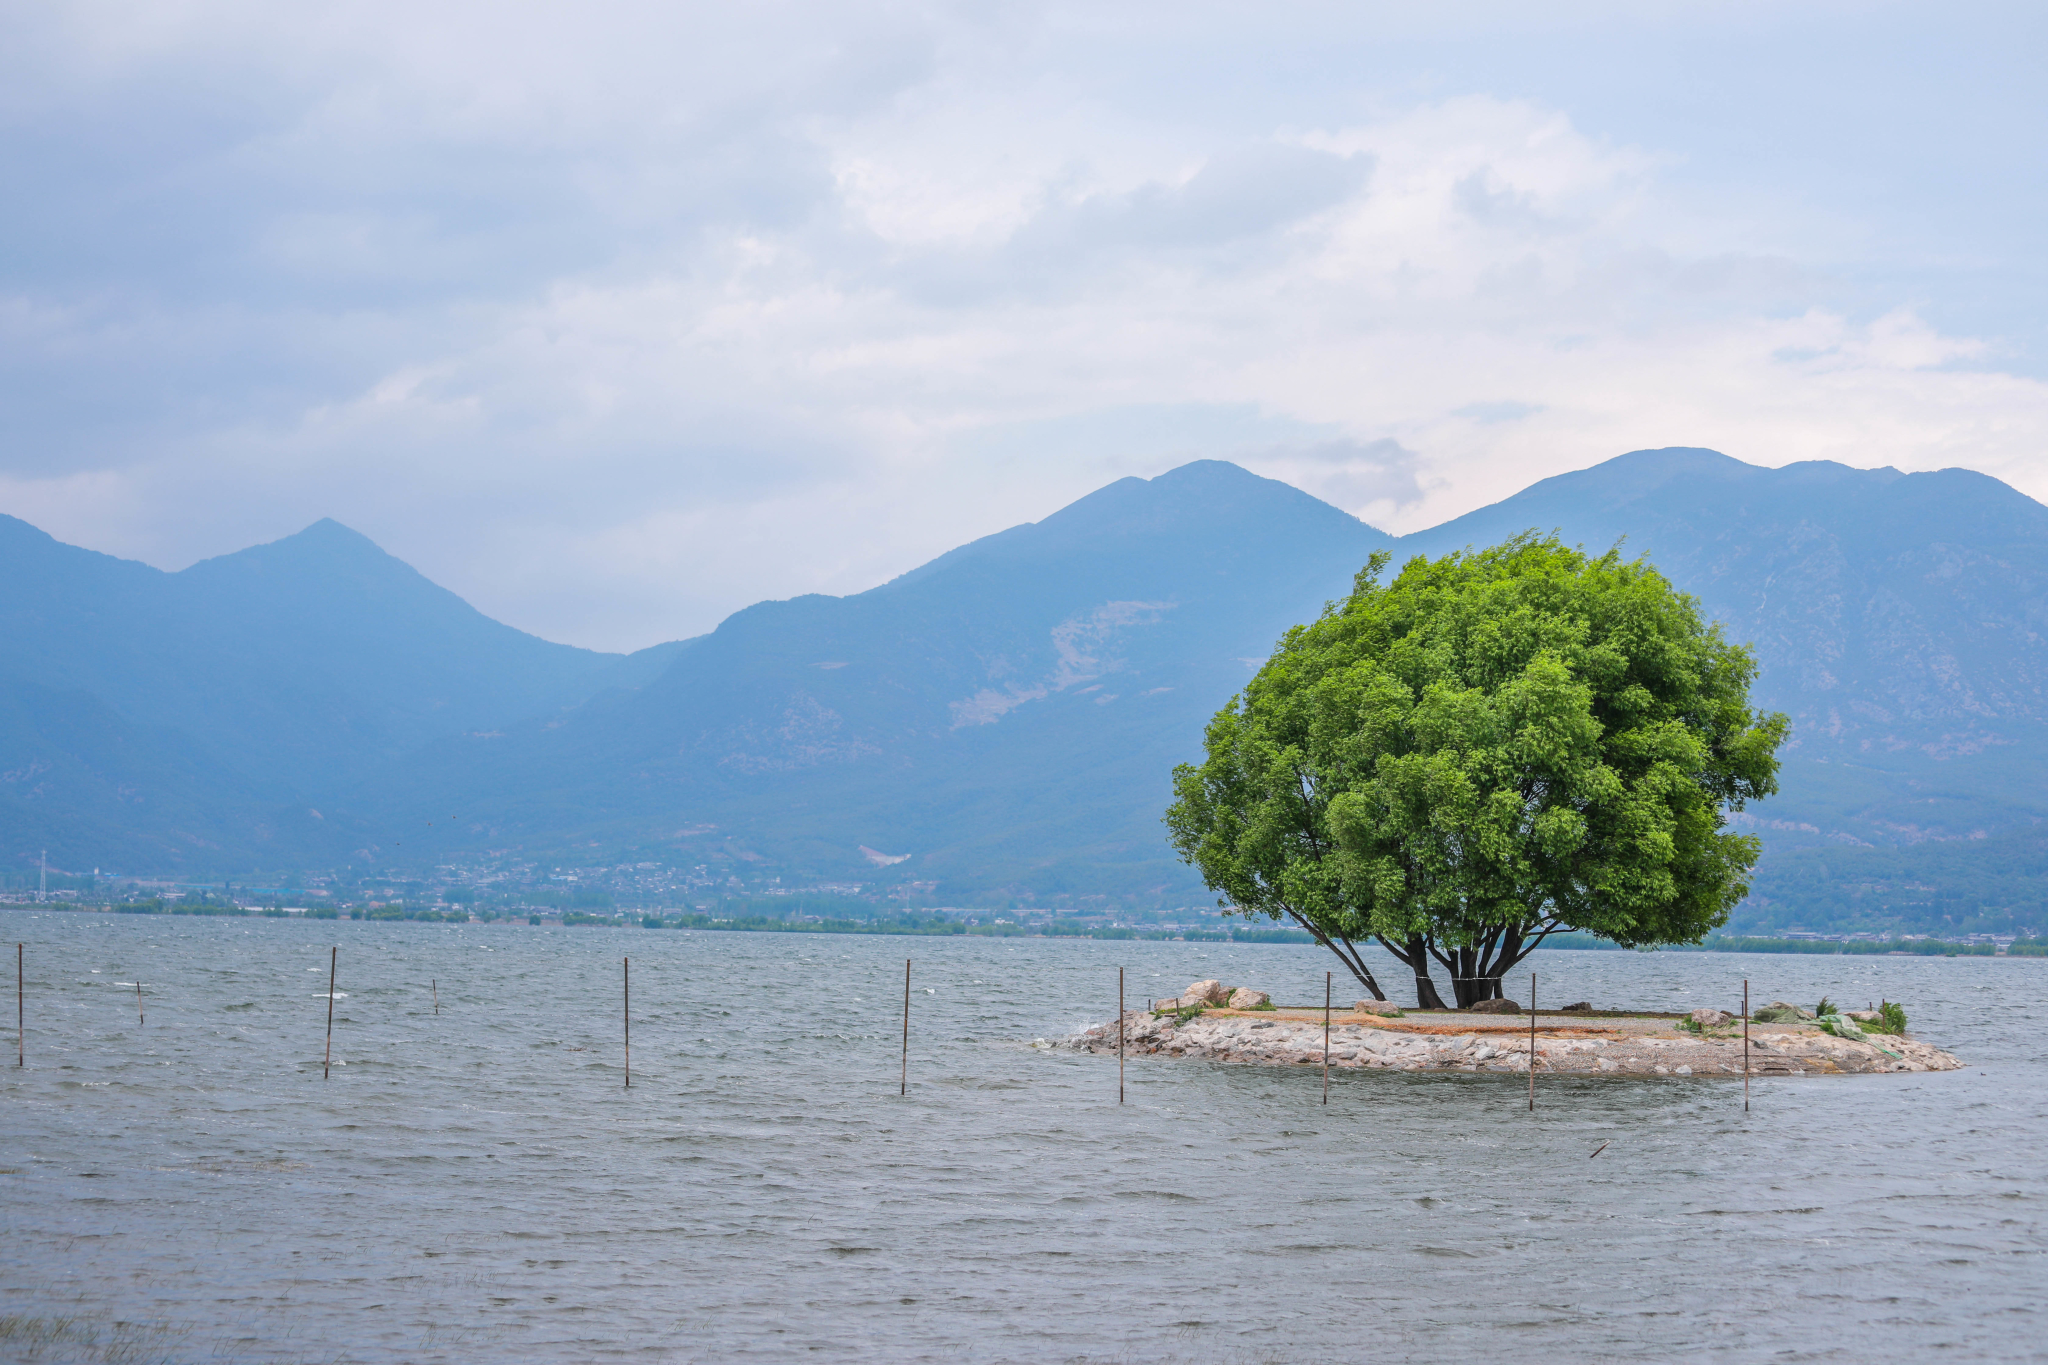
[1845,1009,1882,1023]
[1468,998,1522,1014]
[1354,999,1403,1016]
[1182,979,1228,1006]
[1688,1008,1735,1029]
[1226,987,1271,1010]
[1560,1001,1594,1012]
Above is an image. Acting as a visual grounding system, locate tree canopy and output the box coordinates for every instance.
[1165,535,1787,1008]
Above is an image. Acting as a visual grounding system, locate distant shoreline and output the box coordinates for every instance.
[5,903,2042,957]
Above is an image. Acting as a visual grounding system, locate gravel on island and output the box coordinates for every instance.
[1056,1006,1963,1077]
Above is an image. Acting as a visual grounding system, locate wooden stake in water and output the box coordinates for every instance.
[1118,967,1125,1105]
[900,959,911,1096]
[1322,971,1331,1105]
[623,957,631,1090]
[15,943,22,1068]
[1528,971,1536,1111]
[323,946,337,1081]
[135,979,144,1027]
[433,978,439,1016]
[1743,979,1750,1113]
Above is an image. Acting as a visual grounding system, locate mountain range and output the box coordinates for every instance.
[4,447,2044,936]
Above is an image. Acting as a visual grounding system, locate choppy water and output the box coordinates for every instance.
[1,911,2044,1364]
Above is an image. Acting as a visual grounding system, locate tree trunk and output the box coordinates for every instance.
[1289,912,1386,999]
[1377,935,1450,1011]
[1413,968,1450,1012]
[1447,939,1506,1008]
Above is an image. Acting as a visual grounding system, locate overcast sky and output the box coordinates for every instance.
[3,2,2043,652]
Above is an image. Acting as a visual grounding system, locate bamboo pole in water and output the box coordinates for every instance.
[323,947,337,1080]
[623,957,631,1090]
[900,960,910,1096]
[15,943,21,1068]
[135,979,144,1027]
[1743,979,1750,1113]
[1322,972,1331,1104]
[1528,972,1536,1111]
[1118,967,1125,1105]
[433,978,439,1016]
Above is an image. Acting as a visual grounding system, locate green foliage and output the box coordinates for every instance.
[1870,1000,1909,1034]
[1814,996,1836,1018]
[1166,534,1786,1003]
[309,907,339,919]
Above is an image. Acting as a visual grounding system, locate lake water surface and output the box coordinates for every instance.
[2,911,2044,1363]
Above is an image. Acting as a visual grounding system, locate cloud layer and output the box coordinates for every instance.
[2,1,2044,649]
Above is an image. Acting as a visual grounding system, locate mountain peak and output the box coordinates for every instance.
[883,459,1387,593]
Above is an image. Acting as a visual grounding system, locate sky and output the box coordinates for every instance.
[2,1,2044,653]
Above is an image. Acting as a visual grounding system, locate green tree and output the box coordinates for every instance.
[1166,535,1786,1008]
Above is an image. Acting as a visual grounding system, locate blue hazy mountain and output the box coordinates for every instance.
[377,460,1392,896]
[1398,448,2048,932]
[5,449,2047,934]
[0,515,666,866]
[1407,450,2048,833]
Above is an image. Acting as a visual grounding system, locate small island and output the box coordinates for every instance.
[1061,980,1963,1077]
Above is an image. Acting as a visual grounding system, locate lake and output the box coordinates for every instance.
[3,911,2044,1363]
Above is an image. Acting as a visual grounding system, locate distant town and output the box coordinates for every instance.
[4,856,2038,956]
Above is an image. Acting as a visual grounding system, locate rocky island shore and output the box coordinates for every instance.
[1059,980,1964,1077]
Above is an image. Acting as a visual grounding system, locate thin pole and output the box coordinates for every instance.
[900,959,910,1096]
[1743,979,1750,1113]
[323,946,337,1080]
[432,979,439,1016]
[16,943,22,1067]
[136,978,144,1027]
[623,957,630,1090]
[1528,971,1536,1111]
[1118,967,1125,1105]
[1322,971,1331,1104]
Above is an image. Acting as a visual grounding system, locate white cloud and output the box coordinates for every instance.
[0,2,2043,649]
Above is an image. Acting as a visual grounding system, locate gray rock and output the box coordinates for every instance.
[1689,1008,1734,1028]
[1182,979,1228,1006]
[1560,1001,1594,1012]
[1354,999,1403,1016]
[1468,998,1522,1014]
[1226,987,1271,1010]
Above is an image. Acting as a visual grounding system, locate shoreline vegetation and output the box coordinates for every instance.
[3,900,2043,955]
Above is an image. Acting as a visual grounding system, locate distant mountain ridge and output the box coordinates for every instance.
[3,449,2046,936]
[375,460,1393,898]
[1407,450,2048,847]
[0,514,669,864]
